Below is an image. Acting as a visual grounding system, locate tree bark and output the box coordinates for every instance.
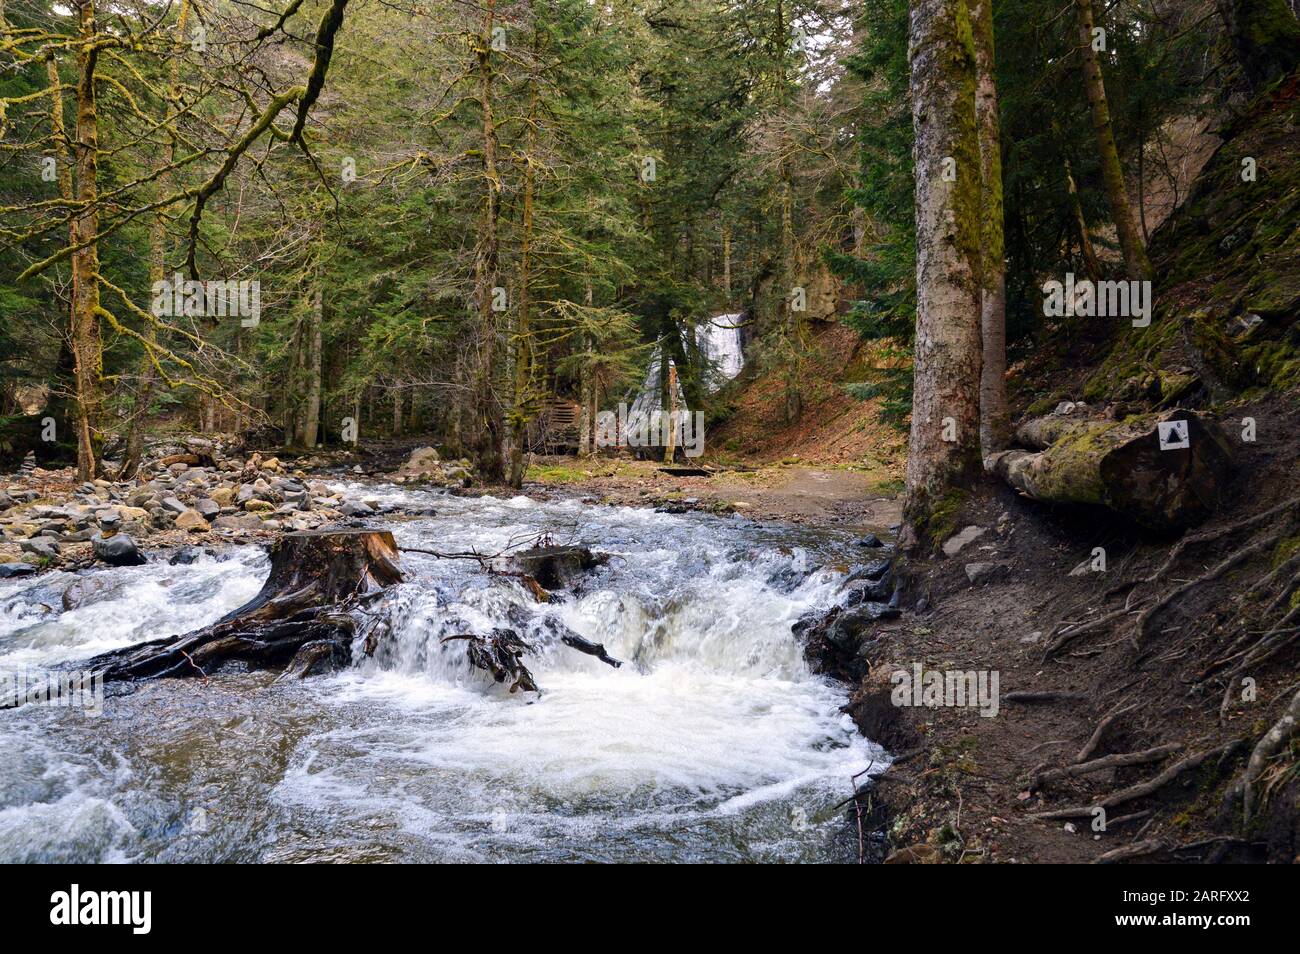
[970,0,1009,457]
[904,0,984,530]
[69,0,103,480]
[988,410,1234,530]
[471,0,505,482]
[300,266,323,448]
[1215,0,1300,91]
[119,0,191,481]
[508,52,539,490]
[1074,0,1153,282]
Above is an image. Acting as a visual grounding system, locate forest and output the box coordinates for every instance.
[1,0,1299,873]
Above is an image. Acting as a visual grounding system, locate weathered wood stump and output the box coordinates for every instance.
[86,530,403,681]
[987,409,1234,530]
[510,545,605,591]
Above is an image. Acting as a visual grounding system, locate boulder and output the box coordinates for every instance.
[92,532,145,567]
[174,509,210,532]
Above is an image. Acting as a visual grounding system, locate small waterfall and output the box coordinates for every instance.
[698,313,745,387]
[0,487,886,862]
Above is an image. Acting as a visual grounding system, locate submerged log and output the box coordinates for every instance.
[85,530,403,681]
[987,409,1233,530]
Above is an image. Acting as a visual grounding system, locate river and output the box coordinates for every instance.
[0,485,886,862]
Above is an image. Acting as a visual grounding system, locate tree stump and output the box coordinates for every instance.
[85,530,404,681]
[987,409,1234,530]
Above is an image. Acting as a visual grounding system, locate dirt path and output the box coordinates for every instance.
[528,458,902,532]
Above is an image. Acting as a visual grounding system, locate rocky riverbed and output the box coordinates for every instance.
[0,443,475,577]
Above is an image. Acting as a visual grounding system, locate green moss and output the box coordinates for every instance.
[1241,336,1300,391]
[914,488,967,549]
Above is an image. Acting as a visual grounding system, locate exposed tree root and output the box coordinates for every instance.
[1032,743,1183,791]
[1133,530,1285,644]
[1033,740,1243,820]
[1092,839,1166,864]
[1075,702,1138,763]
[1228,687,1300,824]
[444,630,538,693]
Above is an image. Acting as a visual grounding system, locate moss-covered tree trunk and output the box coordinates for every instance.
[1074,0,1153,282]
[118,0,191,480]
[508,56,538,490]
[470,0,505,483]
[69,0,103,480]
[904,0,984,531]
[1216,0,1300,91]
[300,264,323,448]
[970,0,1008,456]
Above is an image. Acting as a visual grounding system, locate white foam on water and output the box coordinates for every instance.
[2,486,887,862]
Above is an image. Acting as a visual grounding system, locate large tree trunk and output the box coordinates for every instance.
[508,61,538,490]
[904,0,984,531]
[987,410,1234,530]
[1074,0,1153,282]
[85,530,404,681]
[470,0,506,483]
[971,0,1008,457]
[118,0,191,481]
[70,0,103,480]
[1216,0,1300,91]
[300,270,323,449]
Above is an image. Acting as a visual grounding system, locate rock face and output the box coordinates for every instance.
[795,555,901,683]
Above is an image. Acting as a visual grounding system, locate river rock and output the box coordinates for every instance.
[396,447,441,480]
[92,532,144,567]
[244,499,274,513]
[174,509,210,532]
[0,562,36,578]
[195,498,221,518]
[942,525,987,557]
[62,575,123,610]
[214,514,263,530]
[161,496,188,515]
[20,538,59,559]
[211,487,236,507]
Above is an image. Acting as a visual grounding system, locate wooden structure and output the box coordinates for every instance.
[529,398,582,454]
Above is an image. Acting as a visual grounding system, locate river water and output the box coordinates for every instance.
[0,486,886,863]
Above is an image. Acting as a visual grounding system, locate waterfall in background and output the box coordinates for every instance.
[698,313,744,388]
